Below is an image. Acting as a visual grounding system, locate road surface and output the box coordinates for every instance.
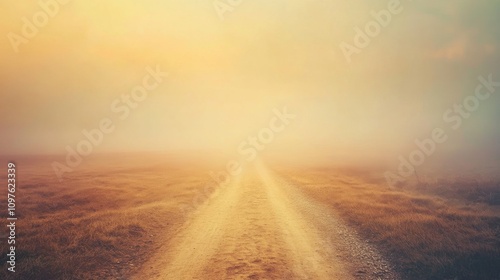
[137,161,398,279]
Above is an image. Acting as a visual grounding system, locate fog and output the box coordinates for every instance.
[1,0,499,180]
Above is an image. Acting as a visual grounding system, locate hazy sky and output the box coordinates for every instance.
[1,1,499,174]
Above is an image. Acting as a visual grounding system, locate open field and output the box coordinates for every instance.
[0,154,217,279]
[0,155,499,279]
[2,1,500,279]
[279,167,500,280]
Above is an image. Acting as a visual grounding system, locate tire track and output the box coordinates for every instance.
[139,161,398,279]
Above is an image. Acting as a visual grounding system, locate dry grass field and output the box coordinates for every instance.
[0,155,498,279]
[0,154,218,279]
[280,167,500,280]
[2,1,500,279]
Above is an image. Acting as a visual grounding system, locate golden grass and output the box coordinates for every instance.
[0,155,217,279]
[1,155,498,279]
[282,168,500,280]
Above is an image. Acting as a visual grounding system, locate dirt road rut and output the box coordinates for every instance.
[138,162,398,279]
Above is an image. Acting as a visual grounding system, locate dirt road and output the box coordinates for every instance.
[138,161,398,279]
